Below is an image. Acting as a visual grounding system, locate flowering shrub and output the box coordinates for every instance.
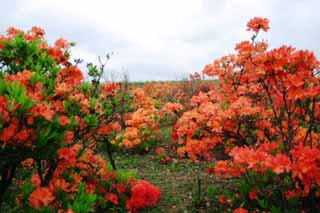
[17,146,128,211]
[174,17,320,212]
[114,88,160,152]
[0,27,160,212]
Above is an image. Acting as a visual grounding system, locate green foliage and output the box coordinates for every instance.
[21,180,36,199]
[0,80,35,116]
[116,169,137,184]
[83,114,98,128]
[207,186,218,198]
[69,183,98,213]
[0,35,58,75]
[87,63,102,80]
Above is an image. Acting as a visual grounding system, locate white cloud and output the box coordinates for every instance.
[1,0,320,81]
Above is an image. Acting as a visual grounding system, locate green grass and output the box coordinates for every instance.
[112,152,237,212]
[114,153,203,212]
[111,127,236,212]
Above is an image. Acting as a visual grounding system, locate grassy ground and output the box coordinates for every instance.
[111,127,236,212]
[113,153,223,212]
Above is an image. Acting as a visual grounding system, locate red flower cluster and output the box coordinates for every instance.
[28,187,55,210]
[126,180,161,211]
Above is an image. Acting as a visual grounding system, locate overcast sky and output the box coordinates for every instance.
[1,0,319,81]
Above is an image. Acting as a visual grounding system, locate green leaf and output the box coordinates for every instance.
[270,206,281,213]
[69,182,98,213]
[257,199,267,209]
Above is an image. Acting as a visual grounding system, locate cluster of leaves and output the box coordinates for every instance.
[0,27,160,212]
[172,17,320,212]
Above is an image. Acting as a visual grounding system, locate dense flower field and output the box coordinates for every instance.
[0,17,319,212]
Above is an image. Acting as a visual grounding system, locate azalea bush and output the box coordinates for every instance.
[0,27,160,212]
[113,88,160,152]
[173,17,320,212]
[159,102,184,126]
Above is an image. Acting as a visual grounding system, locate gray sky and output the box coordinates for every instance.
[1,0,319,81]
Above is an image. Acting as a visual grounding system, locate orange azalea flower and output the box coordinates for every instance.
[58,209,74,213]
[14,128,33,143]
[54,82,73,95]
[57,147,76,167]
[270,153,291,174]
[111,122,121,132]
[235,41,254,55]
[27,116,34,125]
[155,147,165,155]
[28,187,55,210]
[113,184,126,194]
[214,160,230,176]
[16,197,22,206]
[160,102,184,117]
[0,96,7,111]
[6,27,22,36]
[0,122,17,142]
[218,195,226,204]
[104,193,119,205]
[100,82,119,97]
[63,131,74,144]
[37,41,48,50]
[123,127,139,139]
[255,41,268,52]
[55,38,69,49]
[30,104,55,121]
[48,47,65,64]
[23,33,34,41]
[97,125,111,136]
[248,189,258,200]
[85,182,96,194]
[246,17,270,33]
[233,207,248,213]
[257,142,278,152]
[56,66,83,86]
[30,26,45,37]
[5,70,32,86]
[59,116,70,126]
[49,178,70,193]
[21,158,34,168]
[31,174,41,187]
[52,100,65,113]
[284,190,298,200]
